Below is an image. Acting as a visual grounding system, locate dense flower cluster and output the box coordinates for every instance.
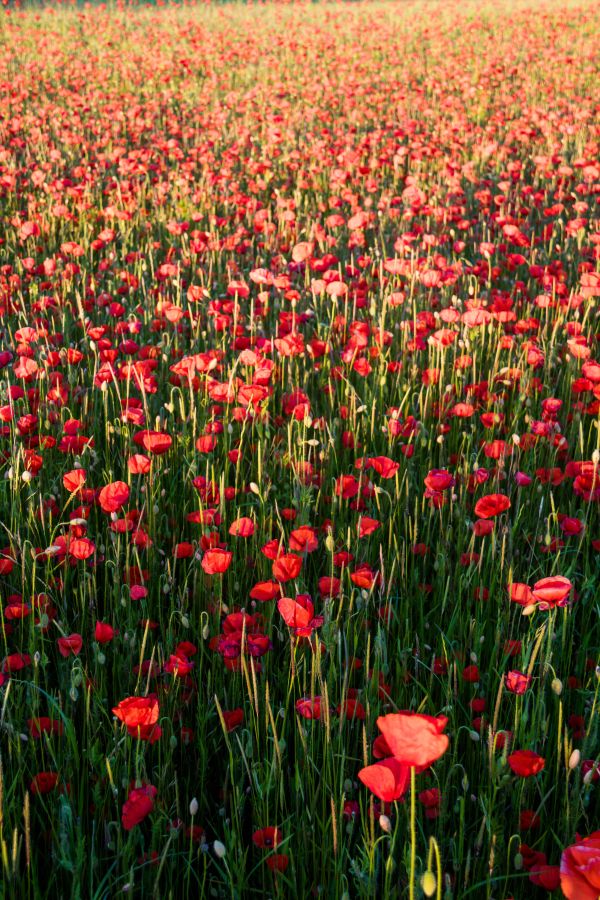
[0,0,598,896]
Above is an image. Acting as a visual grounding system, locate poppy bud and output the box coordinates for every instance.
[421,871,437,897]
[379,814,391,834]
[213,841,226,858]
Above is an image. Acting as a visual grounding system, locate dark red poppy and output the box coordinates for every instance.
[473,493,511,519]
[507,749,545,777]
[122,784,157,830]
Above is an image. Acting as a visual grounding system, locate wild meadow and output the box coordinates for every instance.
[0,0,599,896]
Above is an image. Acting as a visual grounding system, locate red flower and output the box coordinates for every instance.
[376,712,449,768]
[128,454,152,474]
[30,772,60,795]
[473,493,511,519]
[507,749,545,777]
[505,671,532,694]
[419,787,441,819]
[133,430,172,455]
[529,864,560,891]
[560,832,600,900]
[222,708,244,732]
[508,582,534,606]
[121,784,157,830]
[473,518,494,537]
[63,469,86,493]
[99,481,130,514]
[272,553,302,582]
[163,654,194,677]
[201,549,232,575]
[358,517,380,537]
[368,456,399,479]
[57,634,83,658]
[249,580,281,602]
[68,537,95,560]
[28,717,64,739]
[252,827,281,849]
[113,695,159,729]
[520,810,541,831]
[266,853,289,873]
[531,575,572,609]
[424,469,455,492]
[289,525,319,553]
[278,596,323,636]
[358,758,410,802]
[462,665,479,683]
[229,517,255,538]
[2,653,31,673]
[295,697,322,719]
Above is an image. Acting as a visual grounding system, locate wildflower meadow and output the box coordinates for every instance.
[0,0,599,897]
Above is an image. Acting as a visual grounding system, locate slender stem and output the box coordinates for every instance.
[409,766,416,900]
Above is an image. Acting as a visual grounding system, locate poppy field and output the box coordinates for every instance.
[0,0,599,896]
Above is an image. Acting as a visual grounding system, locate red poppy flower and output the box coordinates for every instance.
[113,695,159,728]
[473,519,494,537]
[289,525,319,553]
[278,595,323,636]
[272,553,302,582]
[520,810,541,831]
[560,832,600,900]
[201,549,232,575]
[358,517,380,537]
[222,708,244,732]
[473,493,511,519]
[531,575,572,609]
[57,634,83,658]
[358,758,410,802]
[133,430,172,455]
[121,784,157,830]
[505,671,532,694]
[507,749,545,777]
[28,717,64,739]
[163,654,194,677]
[529,864,560,891]
[95,621,117,644]
[249,580,281,602]
[266,854,289,873]
[376,712,449,768]
[509,582,534,606]
[229,517,255,538]
[99,481,130,514]
[63,469,86,493]
[30,772,60,795]
[368,456,400,479]
[424,469,455,492]
[295,697,322,719]
[68,537,95,560]
[128,454,152,474]
[252,827,281,849]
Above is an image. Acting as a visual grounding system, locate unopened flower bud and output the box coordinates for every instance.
[213,840,226,858]
[379,814,391,834]
[421,871,437,897]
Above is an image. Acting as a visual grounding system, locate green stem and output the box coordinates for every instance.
[409,766,416,900]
